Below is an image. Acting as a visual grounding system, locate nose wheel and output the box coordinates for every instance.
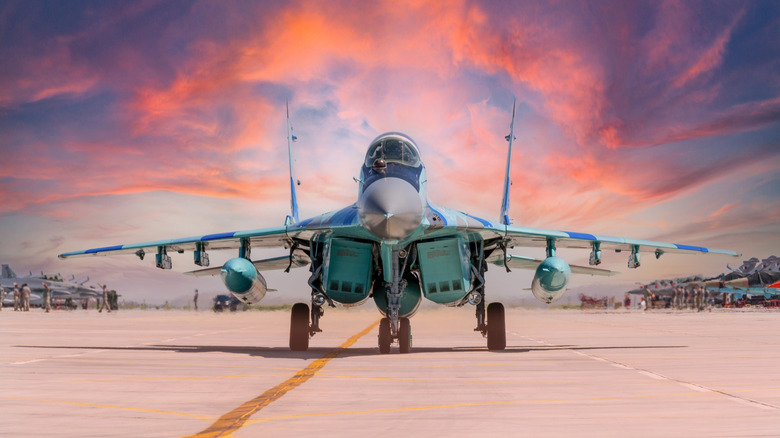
[378,317,412,354]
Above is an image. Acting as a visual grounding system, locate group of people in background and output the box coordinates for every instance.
[671,285,709,311]
[632,285,710,312]
[0,282,33,311]
[1,282,117,313]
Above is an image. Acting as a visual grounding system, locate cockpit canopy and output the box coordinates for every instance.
[364,133,421,168]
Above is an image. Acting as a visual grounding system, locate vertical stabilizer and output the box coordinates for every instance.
[1,264,17,279]
[286,101,300,224]
[499,100,517,225]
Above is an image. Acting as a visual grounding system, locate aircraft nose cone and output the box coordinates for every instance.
[358,177,423,240]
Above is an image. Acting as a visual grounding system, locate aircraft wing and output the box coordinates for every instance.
[184,253,310,277]
[58,225,291,259]
[498,225,740,258]
[487,254,619,276]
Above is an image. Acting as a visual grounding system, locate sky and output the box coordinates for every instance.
[1,0,779,305]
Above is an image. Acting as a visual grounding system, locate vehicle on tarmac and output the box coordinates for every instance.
[59,103,740,354]
[212,294,246,312]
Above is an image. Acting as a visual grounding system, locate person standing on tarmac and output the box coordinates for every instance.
[42,282,52,313]
[98,284,111,313]
[193,289,199,312]
[21,283,31,311]
[13,283,20,311]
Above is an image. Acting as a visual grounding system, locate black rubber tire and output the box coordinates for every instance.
[487,302,506,351]
[290,303,310,351]
[399,317,412,354]
[378,317,391,354]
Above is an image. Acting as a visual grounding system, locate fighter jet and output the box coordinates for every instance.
[707,256,780,298]
[0,264,99,307]
[59,103,740,353]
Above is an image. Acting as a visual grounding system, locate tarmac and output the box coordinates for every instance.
[2,306,780,437]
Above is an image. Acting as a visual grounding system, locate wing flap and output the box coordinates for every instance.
[185,253,311,277]
[498,225,740,257]
[488,254,618,276]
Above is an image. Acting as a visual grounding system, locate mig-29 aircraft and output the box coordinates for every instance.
[1,264,99,307]
[59,104,740,353]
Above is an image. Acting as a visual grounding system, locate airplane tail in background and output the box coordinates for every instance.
[499,100,517,226]
[1,264,17,279]
[286,101,300,225]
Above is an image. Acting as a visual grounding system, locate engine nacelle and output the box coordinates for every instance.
[220,257,268,305]
[531,256,571,304]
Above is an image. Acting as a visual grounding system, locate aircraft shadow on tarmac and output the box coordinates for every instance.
[15,344,686,360]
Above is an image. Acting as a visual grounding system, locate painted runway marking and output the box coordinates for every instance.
[638,370,665,380]
[47,357,301,370]
[521,335,780,412]
[70,373,292,382]
[729,397,775,411]
[242,390,761,425]
[0,396,213,421]
[11,359,44,365]
[184,320,380,438]
[10,350,108,365]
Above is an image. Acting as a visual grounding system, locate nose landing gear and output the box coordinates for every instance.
[378,316,412,354]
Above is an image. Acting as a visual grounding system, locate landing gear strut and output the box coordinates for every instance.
[378,246,414,354]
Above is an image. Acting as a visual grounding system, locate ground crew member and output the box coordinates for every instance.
[42,282,52,312]
[13,283,20,311]
[21,283,31,311]
[110,290,118,311]
[0,285,5,311]
[194,289,199,311]
[98,284,111,313]
[696,286,703,311]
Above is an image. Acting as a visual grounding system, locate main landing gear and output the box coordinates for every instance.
[289,303,310,351]
[289,297,326,352]
[475,296,506,351]
[486,302,506,351]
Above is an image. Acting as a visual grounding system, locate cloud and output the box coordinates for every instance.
[1,0,779,299]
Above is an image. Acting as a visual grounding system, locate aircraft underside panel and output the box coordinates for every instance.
[417,237,472,305]
[373,275,422,318]
[322,238,373,305]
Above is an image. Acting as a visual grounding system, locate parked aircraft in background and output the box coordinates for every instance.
[707,256,780,298]
[0,264,100,307]
[59,103,740,353]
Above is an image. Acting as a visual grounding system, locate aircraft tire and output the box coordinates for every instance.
[378,317,391,354]
[487,302,506,351]
[290,303,310,351]
[399,317,412,354]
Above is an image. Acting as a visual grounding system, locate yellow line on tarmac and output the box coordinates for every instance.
[0,396,213,421]
[184,320,380,438]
